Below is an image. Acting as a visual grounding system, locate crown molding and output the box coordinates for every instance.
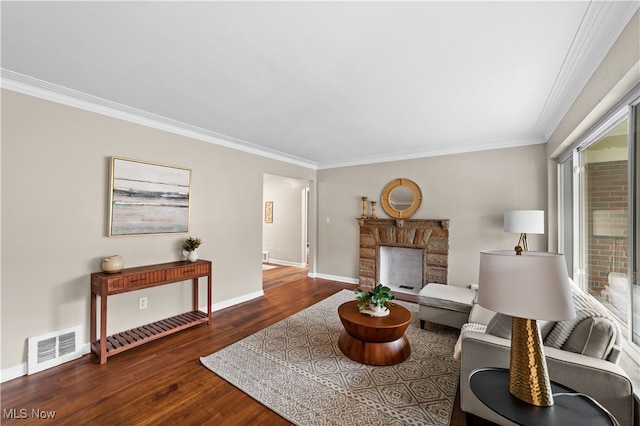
[1,69,544,171]
[0,69,319,170]
[535,1,639,141]
[317,135,545,170]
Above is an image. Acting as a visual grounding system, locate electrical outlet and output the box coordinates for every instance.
[138,297,148,310]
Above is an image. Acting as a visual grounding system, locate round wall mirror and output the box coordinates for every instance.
[380,178,422,219]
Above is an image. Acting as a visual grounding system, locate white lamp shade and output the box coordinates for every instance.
[504,210,544,234]
[477,250,575,321]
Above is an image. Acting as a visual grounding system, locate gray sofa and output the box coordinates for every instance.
[457,281,634,426]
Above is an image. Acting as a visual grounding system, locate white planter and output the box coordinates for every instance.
[364,303,390,317]
[184,249,199,262]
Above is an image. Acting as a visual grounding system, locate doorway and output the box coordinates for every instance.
[262,174,310,289]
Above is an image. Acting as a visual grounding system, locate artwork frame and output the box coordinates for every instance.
[108,157,192,237]
[265,201,273,223]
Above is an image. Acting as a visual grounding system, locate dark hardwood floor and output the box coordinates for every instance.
[262,264,309,290]
[1,270,493,425]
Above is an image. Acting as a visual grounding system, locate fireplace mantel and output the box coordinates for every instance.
[357,218,449,301]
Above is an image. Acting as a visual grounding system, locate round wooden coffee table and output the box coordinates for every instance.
[337,300,411,365]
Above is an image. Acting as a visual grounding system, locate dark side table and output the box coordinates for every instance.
[469,368,617,426]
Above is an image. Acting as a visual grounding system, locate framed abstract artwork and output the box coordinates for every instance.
[108,157,192,236]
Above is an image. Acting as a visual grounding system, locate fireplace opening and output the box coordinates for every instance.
[379,246,423,296]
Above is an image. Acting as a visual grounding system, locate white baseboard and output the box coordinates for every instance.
[267,259,307,268]
[2,342,92,383]
[3,292,265,383]
[209,290,264,312]
[311,273,359,285]
[4,282,364,382]
[1,363,27,383]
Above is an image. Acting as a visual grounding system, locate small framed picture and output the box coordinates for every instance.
[265,201,273,223]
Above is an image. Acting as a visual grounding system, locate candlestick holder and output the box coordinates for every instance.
[370,201,377,218]
[361,196,368,219]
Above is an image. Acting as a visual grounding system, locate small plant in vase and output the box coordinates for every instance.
[354,283,395,317]
[182,237,202,262]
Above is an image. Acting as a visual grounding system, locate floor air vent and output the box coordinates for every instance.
[28,325,83,375]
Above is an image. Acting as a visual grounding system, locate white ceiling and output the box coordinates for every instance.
[1,1,637,169]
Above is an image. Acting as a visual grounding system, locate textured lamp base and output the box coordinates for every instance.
[509,317,554,406]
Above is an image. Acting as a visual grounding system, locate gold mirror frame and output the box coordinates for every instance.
[380,178,422,219]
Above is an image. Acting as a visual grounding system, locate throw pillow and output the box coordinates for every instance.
[486,313,554,340]
[486,313,512,338]
[545,284,618,349]
[561,317,616,360]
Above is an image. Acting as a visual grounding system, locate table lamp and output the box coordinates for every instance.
[477,250,575,406]
[504,210,544,254]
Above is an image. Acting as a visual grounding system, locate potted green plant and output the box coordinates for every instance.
[354,284,395,316]
[182,237,202,262]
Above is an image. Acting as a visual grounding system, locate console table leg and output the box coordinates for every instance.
[207,272,212,323]
[100,293,107,364]
[90,293,96,346]
[192,278,198,312]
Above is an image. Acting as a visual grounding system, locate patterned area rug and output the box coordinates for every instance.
[200,290,460,426]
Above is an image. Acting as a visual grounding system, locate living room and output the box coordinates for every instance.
[2,2,639,425]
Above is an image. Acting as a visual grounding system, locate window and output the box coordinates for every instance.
[558,91,639,355]
[584,121,629,331]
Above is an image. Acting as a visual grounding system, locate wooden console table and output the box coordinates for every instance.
[90,260,212,364]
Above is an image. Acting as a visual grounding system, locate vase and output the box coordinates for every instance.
[101,255,124,273]
[186,250,198,262]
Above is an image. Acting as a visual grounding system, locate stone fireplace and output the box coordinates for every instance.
[357,218,449,302]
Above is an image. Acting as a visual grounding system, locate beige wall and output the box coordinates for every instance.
[0,90,316,371]
[315,144,548,287]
